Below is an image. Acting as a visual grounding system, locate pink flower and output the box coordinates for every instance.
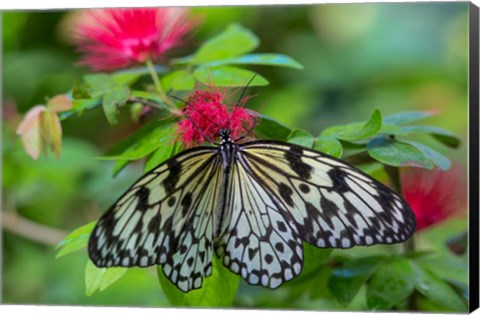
[177,87,256,146]
[74,8,194,71]
[401,166,466,231]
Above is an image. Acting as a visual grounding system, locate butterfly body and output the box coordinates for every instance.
[88,130,416,292]
[218,129,237,174]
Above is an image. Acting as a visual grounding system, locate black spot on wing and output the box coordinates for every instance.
[181,192,193,216]
[299,183,310,193]
[136,186,150,212]
[248,247,259,260]
[327,168,350,193]
[285,145,313,180]
[164,159,181,195]
[274,242,284,252]
[276,220,288,232]
[264,254,273,264]
[167,196,176,207]
[179,244,188,254]
[147,212,161,233]
[278,183,294,207]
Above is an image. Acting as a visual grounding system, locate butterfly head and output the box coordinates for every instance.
[219,129,233,144]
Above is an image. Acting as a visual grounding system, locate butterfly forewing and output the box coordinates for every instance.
[239,140,416,249]
[88,147,221,292]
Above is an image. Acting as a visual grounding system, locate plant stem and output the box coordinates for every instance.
[384,165,402,193]
[145,59,180,114]
[384,164,417,310]
[2,210,67,246]
[384,165,416,253]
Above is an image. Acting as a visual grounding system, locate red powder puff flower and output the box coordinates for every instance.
[74,8,194,71]
[401,166,466,232]
[177,87,256,147]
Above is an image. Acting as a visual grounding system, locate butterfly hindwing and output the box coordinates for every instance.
[239,140,416,249]
[215,157,304,289]
[88,147,220,292]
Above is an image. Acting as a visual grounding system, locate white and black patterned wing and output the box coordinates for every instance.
[88,146,222,292]
[215,155,304,289]
[239,140,416,249]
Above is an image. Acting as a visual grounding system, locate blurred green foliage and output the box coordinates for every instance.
[2,2,469,311]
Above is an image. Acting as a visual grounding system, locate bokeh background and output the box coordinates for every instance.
[2,2,469,309]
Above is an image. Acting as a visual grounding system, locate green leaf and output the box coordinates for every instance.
[113,64,168,76]
[144,140,182,173]
[417,295,459,312]
[112,159,130,177]
[55,221,96,258]
[413,263,467,311]
[366,256,415,310]
[172,55,194,65]
[254,114,292,141]
[321,110,382,141]
[344,109,382,140]
[101,120,172,176]
[192,23,259,64]
[383,110,438,126]
[161,69,195,91]
[99,124,176,161]
[72,80,92,99]
[302,244,332,276]
[78,73,133,124]
[130,90,170,111]
[102,120,170,156]
[314,136,343,158]
[102,85,130,125]
[328,256,385,306]
[203,53,303,69]
[60,98,101,120]
[367,137,434,169]
[193,66,268,87]
[157,255,240,307]
[400,125,460,148]
[111,72,140,86]
[84,74,117,98]
[416,254,468,286]
[402,140,451,171]
[287,129,314,148]
[379,123,404,135]
[85,260,128,296]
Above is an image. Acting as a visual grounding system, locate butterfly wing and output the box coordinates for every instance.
[88,146,223,292]
[238,140,416,249]
[215,156,304,289]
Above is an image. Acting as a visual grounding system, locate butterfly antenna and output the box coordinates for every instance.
[237,74,257,107]
[185,115,217,144]
[171,95,218,127]
[170,95,217,144]
[233,113,258,142]
[227,74,257,130]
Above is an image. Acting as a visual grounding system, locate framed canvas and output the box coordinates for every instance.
[1,1,479,314]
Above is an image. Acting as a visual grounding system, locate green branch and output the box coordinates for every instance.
[145,59,180,114]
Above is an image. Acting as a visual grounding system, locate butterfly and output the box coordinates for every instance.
[88,127,416,292]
